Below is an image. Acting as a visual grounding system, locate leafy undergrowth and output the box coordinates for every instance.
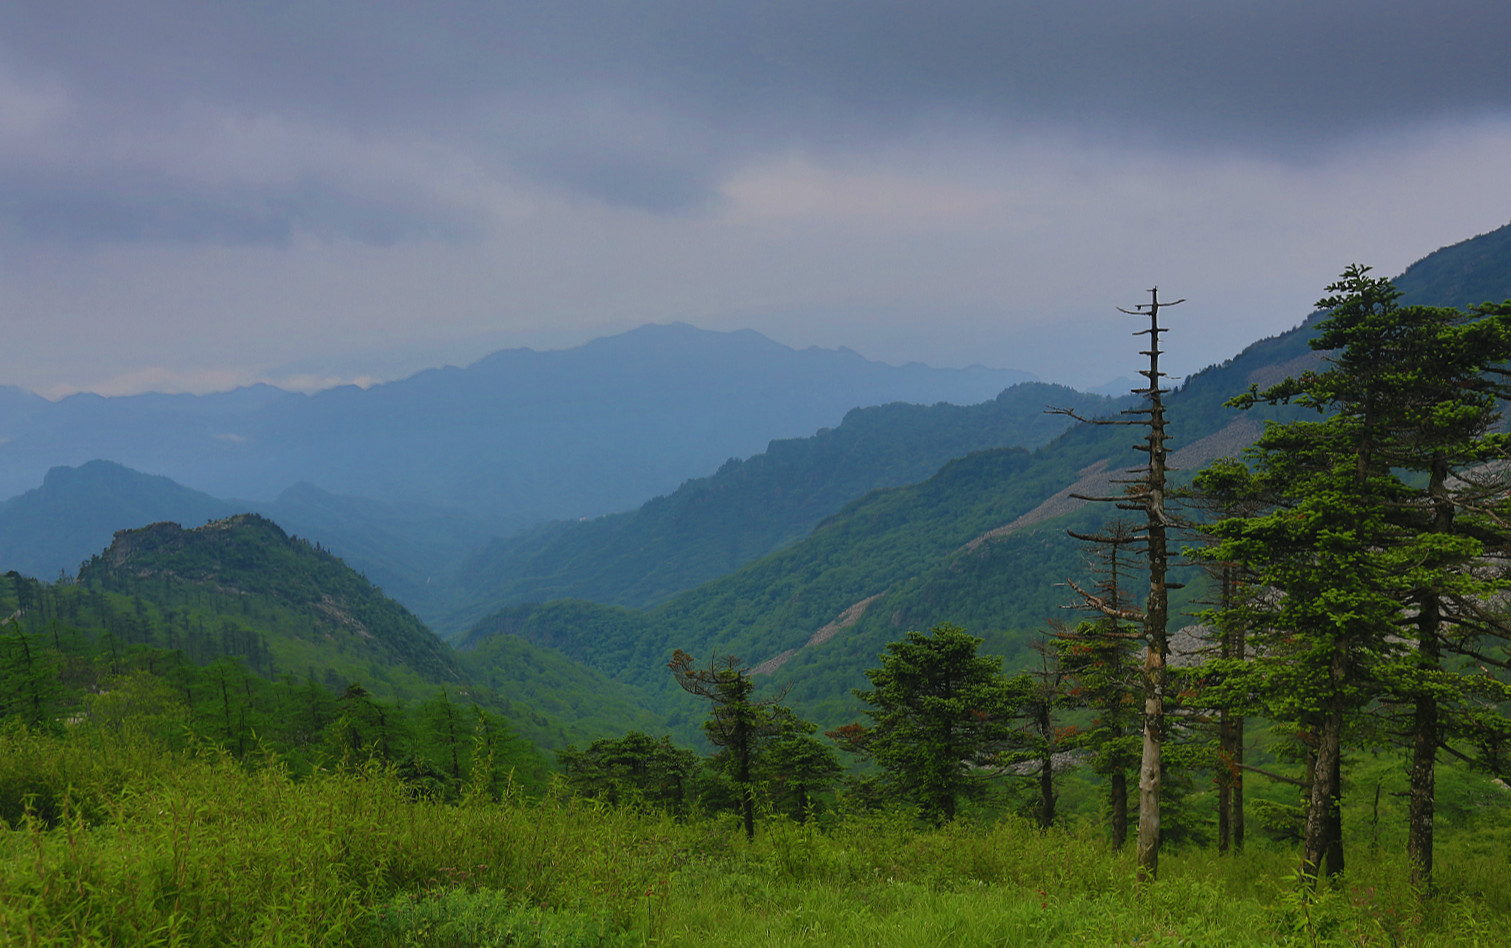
[2,725,1506,947]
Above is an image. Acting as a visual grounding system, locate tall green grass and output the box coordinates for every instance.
[2,723,1506,947]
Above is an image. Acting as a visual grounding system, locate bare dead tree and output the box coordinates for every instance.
[1052,287,1182,880]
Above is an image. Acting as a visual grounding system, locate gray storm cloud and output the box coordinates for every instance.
[0,1,1505,398]
[1,1,1506,225]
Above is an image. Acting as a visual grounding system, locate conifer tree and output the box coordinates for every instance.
[669,650,784,840]
[1012,637,1070,829]
[1204,268,1511,887]
[756,711,842,822]
[1184,458,1263,854]
[843,624,1031,826]
[1056,520,1142,847]
[1351,294,1511,889]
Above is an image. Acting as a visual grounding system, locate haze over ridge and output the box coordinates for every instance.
[2,2,1506,398]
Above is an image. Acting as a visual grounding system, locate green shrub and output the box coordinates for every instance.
[355,889,637,948]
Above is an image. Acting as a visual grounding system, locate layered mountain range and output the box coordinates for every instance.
[0,324,1032,522]
[2,222,1507,744]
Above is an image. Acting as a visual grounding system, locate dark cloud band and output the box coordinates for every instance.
[1,1,1506,222]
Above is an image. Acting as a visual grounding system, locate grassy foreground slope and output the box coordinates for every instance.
[3,724,1507,947]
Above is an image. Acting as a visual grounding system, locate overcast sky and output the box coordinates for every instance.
[2,1,1507,398]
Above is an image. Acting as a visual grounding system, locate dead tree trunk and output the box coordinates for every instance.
[1057,287,1182,881]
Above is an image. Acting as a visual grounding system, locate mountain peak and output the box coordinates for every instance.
[95,513,289,576]
[80,511,459,683]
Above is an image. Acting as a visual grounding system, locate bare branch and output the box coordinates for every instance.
[1066,577,1146,623]
[1047,406,1138,426]
[1239,762,1308,788]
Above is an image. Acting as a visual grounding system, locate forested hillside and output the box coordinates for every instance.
[460,223,1511,735]
[1,514,665,756]
[459,328,1306,731]
[79,513,462,689]
[0,563,548,794]
[443,382,1117,630]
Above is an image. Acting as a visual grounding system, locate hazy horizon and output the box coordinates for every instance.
[3,3,1506,399]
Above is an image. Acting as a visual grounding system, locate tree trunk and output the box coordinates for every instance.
[1217,717,1231,854]
[1135,289,1172,882]
[1110,770,1129,849]
[1408,454,1451,892]
[1324,744,1344,877]
[1408,689,1436,890]
[1302,702,1345,884]
[738,722,756,842]
[1136,641,1164,880]
[1037,701,1055,828]
[1232,710,1245,852]
[1409,593,1442,891]
[1040,758,1055,828]
[1217,563,1246,854]
[1137,415,1169,880]
[1232,595,1246,853]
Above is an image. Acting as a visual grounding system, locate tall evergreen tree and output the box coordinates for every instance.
[756,711,842,823]
[1057,521,1142,847]
[669,650,784,840]
[1349,295,1511,889]
[842,623,1030,826]
[1204,268,1511,887]
[1184,458,1263,854]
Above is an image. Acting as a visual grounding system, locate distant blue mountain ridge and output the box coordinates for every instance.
[0,323,1033,525]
